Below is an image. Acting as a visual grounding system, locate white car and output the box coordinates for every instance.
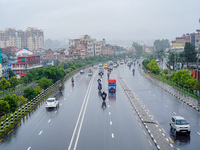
[88,69,93,76]
[170,116,190,135]
[80,69,84,74]
[46,98,59,109]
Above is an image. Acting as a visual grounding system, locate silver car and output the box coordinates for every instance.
[170,116,190,135]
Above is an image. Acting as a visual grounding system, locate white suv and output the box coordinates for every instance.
[46,98,59,109]
[170,116,190,135]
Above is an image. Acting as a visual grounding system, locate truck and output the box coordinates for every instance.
[108,79,116,93]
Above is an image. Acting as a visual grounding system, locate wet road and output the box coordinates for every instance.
[120,63,200,150]
[0,67,156,150]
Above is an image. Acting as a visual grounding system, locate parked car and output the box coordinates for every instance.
[170,116,190,136]
[46,98,59,109]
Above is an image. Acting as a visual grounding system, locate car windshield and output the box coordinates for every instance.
[109,83,116,86]
[47,99,55,102]
[176,120,188,125]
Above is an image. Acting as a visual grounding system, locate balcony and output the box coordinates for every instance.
[11,65,43,71]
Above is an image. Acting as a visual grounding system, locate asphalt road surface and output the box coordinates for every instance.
[0,66,156,150]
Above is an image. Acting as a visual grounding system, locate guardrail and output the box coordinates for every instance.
[0,67,82,137]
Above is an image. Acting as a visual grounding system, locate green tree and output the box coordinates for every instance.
[8,76,20,88]
[17,96,28,106]
[132,42,143,58]
[38,78,53,89]
[0,100,10,116]
[8,69,16,78]
[162,69,169,75]
[147,59,161,74]
[23,87,37,101]
[24,72,33,83]
[1,94,18,112]
[23,75,29,84]
[0,78,11,89]
[184,42,196,68]
[35,86,41,95]
[142,59,150,69]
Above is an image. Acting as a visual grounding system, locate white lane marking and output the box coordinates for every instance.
[111,133,114,138]
[68,75,94,150]
[60,104,62,106]
[48,119,51,123]
[109,112,111,115]
[39,131,43,135]
[110,121,112,125]
[70,90,72,92]
[68,94,69,95]
[173,112,176,115]
[170,144,173,147]
[64,98,66,100]
[153,95,156,97]
[27,147,31,150]
[165,105,168,107]
[55,111,57,113]
[197,132,200,135]
[108,105,110,108]
[166,138,169,142]
[159,129,161,132]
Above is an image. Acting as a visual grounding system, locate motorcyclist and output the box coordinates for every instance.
[134,63,135,67]
[132,69,135,75]
[71,77,74,83]
[107,72,110,78]
[98,82,102,90]
[97,78,101,84]
[101,91,107,101]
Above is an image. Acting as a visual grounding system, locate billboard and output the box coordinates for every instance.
[172,43,182,47]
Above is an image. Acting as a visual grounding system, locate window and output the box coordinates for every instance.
[21,57,26,61]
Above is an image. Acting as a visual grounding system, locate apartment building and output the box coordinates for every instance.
[11,54,42,78]
[0,27,44,51]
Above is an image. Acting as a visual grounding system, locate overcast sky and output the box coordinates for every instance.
[1,0,200,42]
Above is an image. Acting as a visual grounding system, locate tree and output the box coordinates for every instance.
[38,78,53,90]
[132,42,143,58]
[8,69,16,78]
[17,96,28,106]
[162,69,169,75]
[23,87,37,101]
[0,100,10,116]
[147,59,161,74]
[153,39,170,58]
[0,78,11,90]
[142,59,150,69]
[24,72,33,83]
[1,94,18,112]
[8,76,20,88]
[184,42,196,68]
[35,86,41,95]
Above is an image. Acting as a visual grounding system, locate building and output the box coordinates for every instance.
[0,27,44,51]
[0,52,9,79]
[11,54,42,78]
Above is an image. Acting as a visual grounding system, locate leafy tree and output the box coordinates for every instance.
[185,78,198,90]
[23,75,29,84]
[8,76,20,88]
[24,72,33,83]
[0,78,11,90]
[162,69,169,75]
[184,42,196,68]
[132,42,143,58]
[38,78,53,90]
[23,87,37,101]
[147,59,161,74]
[142,59,150,69]
[35,86,41,95]
[1,94,18,112]
[0,100,10,116]
[8,69,16,78]
[17,96,28,106]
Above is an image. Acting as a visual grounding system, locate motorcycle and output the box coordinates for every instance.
[98,85,102,91]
